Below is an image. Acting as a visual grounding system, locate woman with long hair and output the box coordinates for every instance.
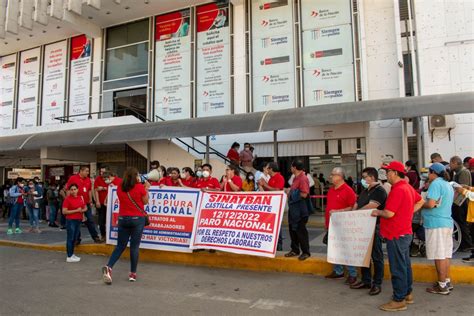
[180,167,196,187]
[405,160,421,190]
[102,167,149,284]
[221,164,243,192]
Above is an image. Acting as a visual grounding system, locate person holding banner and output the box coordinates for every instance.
[285,160,311,261]
[195,164,221,191]
[160,168,181,187]
[221,165,243,192]
[102,167,149,285]
[180,167,197,188]
[421,163,454,295]
[325,167,357,283]
[349,167,387,296]
[94,169,121,242]
[371,161,424,312]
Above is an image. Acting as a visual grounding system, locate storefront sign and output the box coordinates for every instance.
[196,1,231,117]
[42,40,67,125]
[69,35,92,121]
[155,9,192,120]
[191,191,287,258]
[0,54,16,130]
[251,0,295,112]
[301,0,352,30]
[17,48,41,128]
[327,209,376,267]
[7,168,42,180]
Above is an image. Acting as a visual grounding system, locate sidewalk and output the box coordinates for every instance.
[1,219,473,284]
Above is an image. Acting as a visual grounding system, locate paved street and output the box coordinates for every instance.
[1,246,474,316]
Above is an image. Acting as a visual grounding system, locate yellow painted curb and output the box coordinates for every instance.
[1,240,473,285]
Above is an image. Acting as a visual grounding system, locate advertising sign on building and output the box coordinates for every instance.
[155,9,192,120]
[42,40,67,126]
[17,47,41,128]
[251,0,295,112]
[301,0,355,107]
[196,1,231,117]
[69,35,92,121]
[0,54,16,130]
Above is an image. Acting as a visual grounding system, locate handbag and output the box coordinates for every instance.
[126,191,150,226]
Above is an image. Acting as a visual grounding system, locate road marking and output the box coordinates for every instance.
[188,292,252,304]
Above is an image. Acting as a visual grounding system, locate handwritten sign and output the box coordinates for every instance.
[327,209,376,267]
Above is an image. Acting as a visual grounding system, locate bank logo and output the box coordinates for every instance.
[262,75,270,83]
[313,90,324,101]
[261,20,269,27]
[261,38,271,48]
[24,57,38,64]
[202,91,209,97]
[2,62,15,69]
[311,10,319,17]
[311,29,320,40]
[262,95,272,106]
[312,69,321,77]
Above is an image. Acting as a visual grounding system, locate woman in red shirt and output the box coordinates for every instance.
[62,184,87,263]
[102,167,149,285]
[160,167,181,187]
[226,142,240,166]
[180,167,197,188]
[221,164,243,192]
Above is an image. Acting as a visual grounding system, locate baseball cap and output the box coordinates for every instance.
[382,161,406,174]
[469,158,474,168]
[429,162,446,175]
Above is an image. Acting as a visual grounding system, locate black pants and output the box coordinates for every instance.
[98,204,107,238]
[452,202,472,249]
[289,216,310,255]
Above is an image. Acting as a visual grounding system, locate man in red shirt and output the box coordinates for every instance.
[94,168,121,241]
[195,164,221,191]
[67,166,101,243]
[325,167,357,284]
[285,160,311,260]
[371,161,424,312]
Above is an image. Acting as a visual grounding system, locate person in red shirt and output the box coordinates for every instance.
[180,167,197,188]
[66,166,101,243]
[62,183,87,263]
[160,168,181,187]
[371,161,424,312]
[102,167,150,285]
[226,142,240,166]
[94,168,121,241]
[325,167,358,283]
[285,160,311,260]
[221,164,243,192]
[195,164,221,191]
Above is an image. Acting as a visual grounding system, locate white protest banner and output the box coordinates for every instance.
[0,54,16,130]
[190,191,287,258]
[327,209,376,267]
[17,47,41,128]
[106,186,201,253]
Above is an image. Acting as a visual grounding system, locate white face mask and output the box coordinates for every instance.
[202,171,210,178]
[196,171,203,178]
[105,179,112,185]
[248,176,254,180]
[180,174,186,179]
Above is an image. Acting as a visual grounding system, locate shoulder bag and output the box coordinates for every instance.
[126,191,150,226]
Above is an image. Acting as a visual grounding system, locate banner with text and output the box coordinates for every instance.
[196,1,231,117]
[0,54,16,130]
[69,35,92,121]
[155,9,191,120]
[42,40,67,126]
[327,209,376,267]
[106,187,201,253]
[191,191,287,258]
[17,48,41,128]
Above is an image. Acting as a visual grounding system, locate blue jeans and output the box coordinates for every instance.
[8,203,22,228]
[27,205,40,228]
[334,264,358,277]
[66,219,82,257]
[361,225,384,287]
[49,204,57,225]
[386,235,413,302]
[107,216,145,273]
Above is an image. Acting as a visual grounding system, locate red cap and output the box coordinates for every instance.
[469,158,474,168]
[382,161,406,174]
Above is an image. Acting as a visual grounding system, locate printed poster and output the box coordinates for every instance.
[0,54,16,130]
[155,9,192,120]
[42,40,67,126]
[17,48,41,128]
[107,187,201,253]
[301,0,352,30]
[69,35,92,121]
[196,1,231,117]
[191,191,287,258]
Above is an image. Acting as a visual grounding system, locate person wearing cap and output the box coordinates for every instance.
[371,161,424,312]
[421,163,454,295]
[430,153,449,166]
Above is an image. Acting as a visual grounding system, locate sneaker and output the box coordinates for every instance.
[447,281,454,291]
[6,228,13,235]
[102,266,112,285]
[129,272,137,282]
[325,271,345,280]
[66,256,80,263]
[379,300,407,312]
[15,228,22,234]
[350,281,371,289]
[426,282,450,295]
[345,276,357,285]
[462,256,474,263]
[369,285,382,296]
[298,253,310,261]
[405,293,414,304]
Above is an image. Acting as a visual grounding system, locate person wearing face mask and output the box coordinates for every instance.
[242,172,256,192]
[7,178,27,235]
[240,143,255,173]
[94,169,122,241]
[195,164,221,191]
[195,166,203,179]
[180,167,197,188]
[25,180,42,233]
[349,168,387,295]
[160,168,181,187]
[221,165,243,192]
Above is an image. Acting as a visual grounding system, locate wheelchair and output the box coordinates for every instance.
[410,220,462,257]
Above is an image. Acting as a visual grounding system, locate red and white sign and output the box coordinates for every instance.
[17,47,41,128]
[42,40,67,126]
[191,191,287,258]
[69,35,92,121]
[0,54,16,130]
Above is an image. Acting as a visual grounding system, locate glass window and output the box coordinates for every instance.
[114,88,147,122]
[105,42,149,80]
[106,19,149,48]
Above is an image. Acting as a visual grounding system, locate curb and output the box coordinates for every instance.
[1,240,473,285]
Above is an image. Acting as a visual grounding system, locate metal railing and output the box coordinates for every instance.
[54,108,150,123]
